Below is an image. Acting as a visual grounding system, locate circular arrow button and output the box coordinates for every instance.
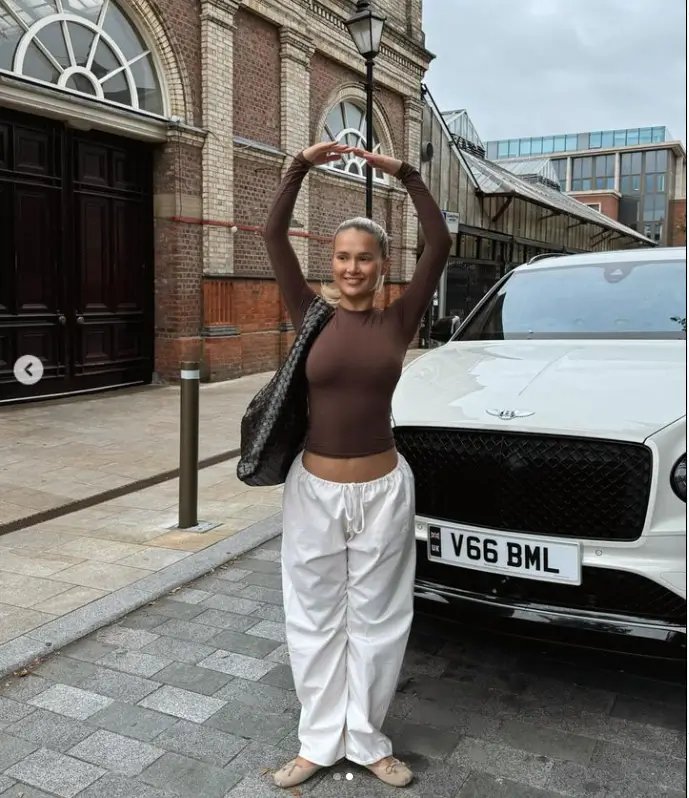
[14,355,44,386]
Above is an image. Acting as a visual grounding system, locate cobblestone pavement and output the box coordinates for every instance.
[0,536,685,798]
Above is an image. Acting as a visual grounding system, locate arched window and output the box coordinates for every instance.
[0,0,164,114]
[322,100,387,184]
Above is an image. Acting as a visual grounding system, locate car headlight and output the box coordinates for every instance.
[671,455,687,502]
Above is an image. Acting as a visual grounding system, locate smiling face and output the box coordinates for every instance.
[332,227,389,308]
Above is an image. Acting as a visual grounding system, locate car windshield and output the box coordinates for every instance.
[459,258,687,341]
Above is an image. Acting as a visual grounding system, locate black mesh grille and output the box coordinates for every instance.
[416,542,686,624]
[395,428,652,541]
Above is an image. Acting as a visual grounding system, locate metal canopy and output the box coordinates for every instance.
[442,109,486,151]
[498,157,561,186]
[462,150,654,245]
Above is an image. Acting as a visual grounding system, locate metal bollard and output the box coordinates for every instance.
[178,360,200,529]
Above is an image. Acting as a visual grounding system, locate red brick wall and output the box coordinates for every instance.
[232,157,282,276]
[570,192,620,221]
[202,277,411,379]
[233,9,281,147]
[308,173,405,282]
[203,279,298,379]
[307,52,406,284]
[310,54,356,141]
[138,0,203,380]
[668,199,687,247]
[153,139,203,379]
[376,89,405,162]
[195,49,412,381]
[154,0,202,125]
[309,53,404,158]
[151,21,412,383]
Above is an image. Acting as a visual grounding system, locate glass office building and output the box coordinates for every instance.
[484,127,685,244]
[486,127,672,161]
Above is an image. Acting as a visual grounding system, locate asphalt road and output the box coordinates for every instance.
[0,535,685,798]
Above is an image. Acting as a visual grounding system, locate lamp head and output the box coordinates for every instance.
[345,0,387,60]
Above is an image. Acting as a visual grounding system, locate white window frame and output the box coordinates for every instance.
[321,99,389,186]
[0,0,165,115]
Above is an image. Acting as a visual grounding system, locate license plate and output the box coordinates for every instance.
[427,524,581,585]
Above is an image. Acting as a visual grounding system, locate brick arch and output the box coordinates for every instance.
[119,0,192,121]
[314,82,397,161]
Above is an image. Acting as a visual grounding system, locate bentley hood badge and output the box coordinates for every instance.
[486,409,536,420]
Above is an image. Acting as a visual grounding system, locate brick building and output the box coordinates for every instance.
[0,0,431,402]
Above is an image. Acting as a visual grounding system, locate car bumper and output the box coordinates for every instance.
[413,520,687,645]
[414,578,687,645]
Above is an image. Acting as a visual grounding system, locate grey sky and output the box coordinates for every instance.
[422,0,687,145]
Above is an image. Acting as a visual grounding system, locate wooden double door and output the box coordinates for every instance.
[0,108,154,402]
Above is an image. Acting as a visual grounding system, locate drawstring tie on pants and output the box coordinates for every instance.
[343,484,365,537]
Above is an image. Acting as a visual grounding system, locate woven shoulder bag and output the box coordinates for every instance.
[236,296,334,487]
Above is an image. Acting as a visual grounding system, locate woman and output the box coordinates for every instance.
[263,140,452,789]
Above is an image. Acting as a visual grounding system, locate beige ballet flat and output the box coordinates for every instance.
[366,756,414,787]
[273,758,322,788]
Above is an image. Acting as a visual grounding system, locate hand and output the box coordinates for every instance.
[351,148,403,176]
[302,141,350,166]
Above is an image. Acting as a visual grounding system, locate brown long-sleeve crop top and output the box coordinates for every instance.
[263,152,453,458]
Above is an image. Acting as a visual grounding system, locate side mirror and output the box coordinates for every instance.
[430,316,460,344]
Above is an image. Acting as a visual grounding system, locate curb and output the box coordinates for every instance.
[0,513,283,679]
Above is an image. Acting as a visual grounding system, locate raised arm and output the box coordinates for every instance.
[263,154,317,329]
[392,163,453,341]
[264,142,350,328]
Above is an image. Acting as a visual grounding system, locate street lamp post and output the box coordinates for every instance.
[345,0,386,219]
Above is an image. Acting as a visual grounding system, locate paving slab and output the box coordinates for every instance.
[138,751,242,798]
[67,729,164,776]
[153,719,246,767]
[87,701,178,742]
[0,696,34,729]
[0,532,684,798]
[4,747,105,797]
[0,351,425,530]
[4,708,95,752]
[0,509,283,678]
[150,661,233,697]
[0,373,269,528]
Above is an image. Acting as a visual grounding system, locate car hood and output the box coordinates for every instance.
[392,340,686,442]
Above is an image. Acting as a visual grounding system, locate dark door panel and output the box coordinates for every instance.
[76,193,111,315]
[75,142,110,188]
[71,132,152,389]
[0,107,153,403]
[0,180,68,398]
[0,124,8,170]
[112,147,143,192]
[14,186,60,315]
[113,199,145,312]
[13,184,66,386]
[13,124,56,177]
[0,182,12,317]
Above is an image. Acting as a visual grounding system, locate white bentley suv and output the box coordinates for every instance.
[392,247,686,645]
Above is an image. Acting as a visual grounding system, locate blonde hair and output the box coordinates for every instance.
[321,217,390,307]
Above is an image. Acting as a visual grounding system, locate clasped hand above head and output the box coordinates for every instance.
[301,141,403,176]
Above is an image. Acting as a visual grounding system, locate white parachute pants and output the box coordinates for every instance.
[281,452,416,767]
